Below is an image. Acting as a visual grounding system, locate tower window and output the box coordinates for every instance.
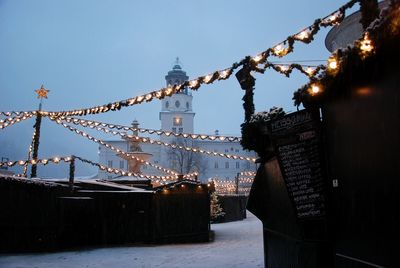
[120,161,124,169]
[178,128,183,133]
[214,162,219,169]
[107,160,113,168]
[175,100,180,108]
[166,101,169,109]
[172,127,177,133]
[236,162,240,169]
[186,102,189,109]
[173,117,182,126]
[225,162,229,169]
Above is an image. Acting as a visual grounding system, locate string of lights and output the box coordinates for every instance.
[49,118,179,176]
[73,156,181,183]
[239,171,256,176]
[0,111,37,117]
[57,116,242,142]
[0,113,35,130]
[263,63,326,78]
[294,29,376,104]
[0,155,73,168]
[33,0,360,118]
[54,118,257,163]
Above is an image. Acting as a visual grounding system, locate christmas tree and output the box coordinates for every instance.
[210,191,225,222]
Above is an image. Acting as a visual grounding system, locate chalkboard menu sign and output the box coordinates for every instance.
[270,109,326,220]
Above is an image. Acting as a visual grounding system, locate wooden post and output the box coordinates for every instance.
[69,156,75,191]
[235,173,239,195]
[30,112,42,178]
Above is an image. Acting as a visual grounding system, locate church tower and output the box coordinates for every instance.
[160,58,195,135]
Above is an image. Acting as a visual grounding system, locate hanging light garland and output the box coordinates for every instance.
[0,155,73,168]
[239,171,256,176]
[0,113,35,130]
[49,118,179,176]
[57,116,242,142]
[0,111,37,117]
[263,62,326,78]
[30,0,360,118]
[292,2,390,108]
[73,156,181,183]
[54,118,257,163]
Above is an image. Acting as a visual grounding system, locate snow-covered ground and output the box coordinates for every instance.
[0,212,264,268]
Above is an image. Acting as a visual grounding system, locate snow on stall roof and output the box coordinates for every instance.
[0,175,69,188]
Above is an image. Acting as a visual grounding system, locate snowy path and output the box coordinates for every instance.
[0,212,264,268]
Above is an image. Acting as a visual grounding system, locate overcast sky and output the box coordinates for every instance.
[0,0,357,177]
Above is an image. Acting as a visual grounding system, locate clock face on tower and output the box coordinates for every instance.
[175,100,180,108]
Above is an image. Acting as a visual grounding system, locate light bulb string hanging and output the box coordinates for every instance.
[49,117,179,176]
[0,111,37,117]
[36,0,360,118]
[73,156,183,182]
[56,118,257,163]
[57,116,242,142]
[0,113,35,130]
[293,7,384,107]
[0,155,73,168]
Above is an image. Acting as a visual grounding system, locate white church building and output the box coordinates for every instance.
[98,60,257,182]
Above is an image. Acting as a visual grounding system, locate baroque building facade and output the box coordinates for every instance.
[98,60,257,182]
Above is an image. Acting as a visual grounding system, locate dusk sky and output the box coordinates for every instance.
[0,0,356,177]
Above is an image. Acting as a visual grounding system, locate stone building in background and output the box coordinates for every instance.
[98,59,256,182]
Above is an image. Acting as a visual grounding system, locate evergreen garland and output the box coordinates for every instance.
[360,0,380,30]
[293,1,400,108]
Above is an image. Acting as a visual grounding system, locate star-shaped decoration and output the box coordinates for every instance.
[35,85,50,99]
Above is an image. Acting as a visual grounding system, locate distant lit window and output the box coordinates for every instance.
[225,162,229,169]
[107,160,113,167]
[173,117,182,126]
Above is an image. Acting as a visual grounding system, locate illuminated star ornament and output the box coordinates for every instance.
[35,85,50,99]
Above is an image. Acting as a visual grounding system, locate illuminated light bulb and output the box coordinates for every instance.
[165,87,173,96]
[18,160,25,165]
[327,55,338,70]
[360,33,374,53]
[305,67,316,76]
[273,44,287,56]
[204,74,213,83]
[278,65,289,72]
[252,54,263,63]
[189,80,199,88]
[31,159,37,165]
[53,157,60,163]
[311,84,320,94]
[145,93,153,101]
[219,70,229,79]
[297,30,309,40]
[181,184,185,188]
[136,95,145,103]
